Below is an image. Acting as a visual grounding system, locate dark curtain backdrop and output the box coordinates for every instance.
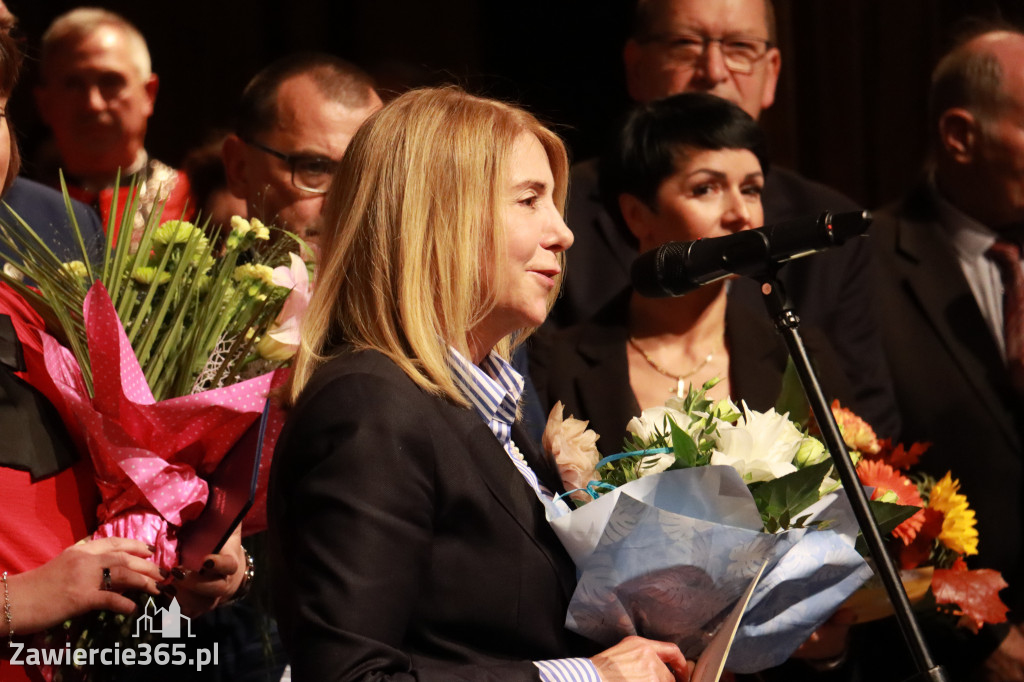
[6,0,1024,211]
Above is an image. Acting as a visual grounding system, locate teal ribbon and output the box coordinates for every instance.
[558,447,675,503]
[596,446,673,470]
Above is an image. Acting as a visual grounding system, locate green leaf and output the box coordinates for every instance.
[775,357,811,427]
[854,500,921,554]
[751,460,833,531]
[670,419,699,468]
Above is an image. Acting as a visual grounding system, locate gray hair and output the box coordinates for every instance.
[41,8,151,80]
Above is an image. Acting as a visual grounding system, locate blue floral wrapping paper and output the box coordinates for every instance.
[548,466,874,673]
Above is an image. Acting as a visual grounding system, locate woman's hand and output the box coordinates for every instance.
[3,537,162,636]
[790,608,855,669]
[168,525,246,617]
[590,635,691,682]
[981,624,1024,682]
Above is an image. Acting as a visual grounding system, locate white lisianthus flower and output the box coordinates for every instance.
[710,403,810,483]
[793,437,827,467]
[625,405,688,446]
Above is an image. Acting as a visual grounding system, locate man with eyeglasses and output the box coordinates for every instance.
[34,8,193,237]
[550,0,900,440]
[222,53,382,246]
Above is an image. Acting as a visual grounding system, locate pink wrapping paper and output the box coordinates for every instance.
[33,283,276,570]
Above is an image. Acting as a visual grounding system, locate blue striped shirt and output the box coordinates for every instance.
[447,348,599,682]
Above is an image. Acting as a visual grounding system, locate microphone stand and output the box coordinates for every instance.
[756,271,950,682]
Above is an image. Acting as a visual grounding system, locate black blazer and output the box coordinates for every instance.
[871,185,1024,618]
[269,349,591,682]
[530,291,853,458]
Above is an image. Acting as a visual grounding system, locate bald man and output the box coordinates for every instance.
[872,28,1024,681]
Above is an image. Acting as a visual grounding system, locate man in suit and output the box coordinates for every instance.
[872,28,1024,681]
[221,53,382,246]
[553,0,899,438]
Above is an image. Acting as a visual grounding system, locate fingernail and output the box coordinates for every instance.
[159,568,170,579]
[198,568,206,576]
[146,544,157,553]
[203,559,214,570]
[171,568,187,581]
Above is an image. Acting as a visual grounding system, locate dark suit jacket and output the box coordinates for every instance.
[553,159,900,439]
[269,349,591,682]
[531,291,853,457]
[0,177,104,266]
[872,184,1024,619]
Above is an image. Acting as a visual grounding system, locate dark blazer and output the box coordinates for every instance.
[553,159,900,439]
[0,177,104,266]
[871,184,1024,619]
[531,291,853,458]
[268,349,591,682]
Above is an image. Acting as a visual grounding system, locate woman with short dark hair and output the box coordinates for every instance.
[532,92,851,457]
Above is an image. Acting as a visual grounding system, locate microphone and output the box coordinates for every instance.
[630,210,872,298]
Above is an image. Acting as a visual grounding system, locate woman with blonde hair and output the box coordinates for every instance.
[269,87,690,682]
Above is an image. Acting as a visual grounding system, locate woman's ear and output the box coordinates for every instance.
[619,193,656,246]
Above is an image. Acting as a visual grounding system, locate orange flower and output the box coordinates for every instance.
[857,459,925,544]
[831,400,881,455]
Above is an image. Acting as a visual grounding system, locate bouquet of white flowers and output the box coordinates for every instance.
[542,380,904,674]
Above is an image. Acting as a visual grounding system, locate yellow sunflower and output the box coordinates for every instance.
[928,473,979,556]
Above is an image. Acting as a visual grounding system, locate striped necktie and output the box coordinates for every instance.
[987,239,1024,393]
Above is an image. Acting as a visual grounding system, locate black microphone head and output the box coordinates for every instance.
[631,241,694,298]
[828,210,873,243]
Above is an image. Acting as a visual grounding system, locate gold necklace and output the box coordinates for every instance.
[628,335,722,396]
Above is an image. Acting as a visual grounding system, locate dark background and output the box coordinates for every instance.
[5,0,1024,211]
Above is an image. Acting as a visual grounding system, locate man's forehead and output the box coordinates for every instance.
[658,0,768,36]
[45,27,138,77]
[269,76,374,154]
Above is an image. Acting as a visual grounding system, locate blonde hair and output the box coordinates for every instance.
[288,86,569,407]
[41,8,152,81]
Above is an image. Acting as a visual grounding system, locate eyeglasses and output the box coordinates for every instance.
[244,139,339,195]
[640,33,774,75]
